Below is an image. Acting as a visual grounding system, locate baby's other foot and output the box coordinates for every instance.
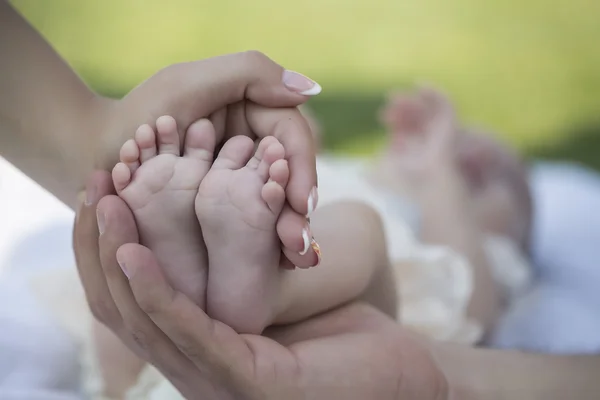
[197,136,289,334]
[380,91,428,150]
[112,117,216,307]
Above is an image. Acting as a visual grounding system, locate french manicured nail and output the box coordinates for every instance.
[282,70,322,96]
[117,257,130,279]
[299,224,312,255]
[96,209,105,235]
[311,238,322,267]
[306,186,319,217]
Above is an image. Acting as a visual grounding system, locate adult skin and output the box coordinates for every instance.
[1,1,319,214]
[76,174,600,399]
[75,171,449,400]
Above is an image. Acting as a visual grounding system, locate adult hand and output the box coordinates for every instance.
[2,4,318,212]
[92,51,320,216]
[73,171,450,400]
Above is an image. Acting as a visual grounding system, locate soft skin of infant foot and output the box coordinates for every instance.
[196,136,290,334]
[112,116,216,307]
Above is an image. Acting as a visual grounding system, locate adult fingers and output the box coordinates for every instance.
[73,171,121,327]
[277,204,319,268]
[117,244,260,398]
[126,51,321,135]
[245,102,318,216]
[95,194,143,354]
[96,199,200,395]
[171,51,320,109]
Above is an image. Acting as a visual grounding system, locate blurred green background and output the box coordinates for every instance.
[12,0,600,167]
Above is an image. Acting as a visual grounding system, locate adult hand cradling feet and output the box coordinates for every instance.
[73,170,450,399]
[1,2,320,217]
[73,184,600,400]
[98,56,321,218]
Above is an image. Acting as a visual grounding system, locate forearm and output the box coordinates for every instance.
[435,343,600,400]
[0,2,112,208]
[417,165,500,331]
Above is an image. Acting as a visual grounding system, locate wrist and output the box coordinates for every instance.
[75,94,118,175]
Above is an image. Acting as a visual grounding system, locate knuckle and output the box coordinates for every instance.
[125,321,155,352]
[153,63,187,87]
[176,341,208,363]
[240,50,269,67]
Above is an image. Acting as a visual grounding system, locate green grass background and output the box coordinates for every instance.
[11,0,600,167]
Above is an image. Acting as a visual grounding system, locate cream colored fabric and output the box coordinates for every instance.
[483,235,532,302]
[30,269,180,399]
[316,156,482,343]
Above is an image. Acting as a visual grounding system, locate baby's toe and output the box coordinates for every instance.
[249,136,279,167]
[156,116,181,156]
[211,136,255,171]
[262,180,286,214]
[253,139,285,182]
[184,119,216,162]
[261,158,289,214]
[135,124,157,163]
[112,162,132,193]
[119,139,140,175]
[269,159,290,189]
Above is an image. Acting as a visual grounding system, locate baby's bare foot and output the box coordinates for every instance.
[112,117,216,307]
[197,136,291,334]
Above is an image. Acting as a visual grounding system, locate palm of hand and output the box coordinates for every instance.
[175,303,448,400]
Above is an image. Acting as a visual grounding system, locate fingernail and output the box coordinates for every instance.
[96,209,105,235]
[117,257,130,279]
[299,224,312,255]
[85,180,97,206]
[306,186,319,217]
[282,70,322,96]
[311,238,322,267]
